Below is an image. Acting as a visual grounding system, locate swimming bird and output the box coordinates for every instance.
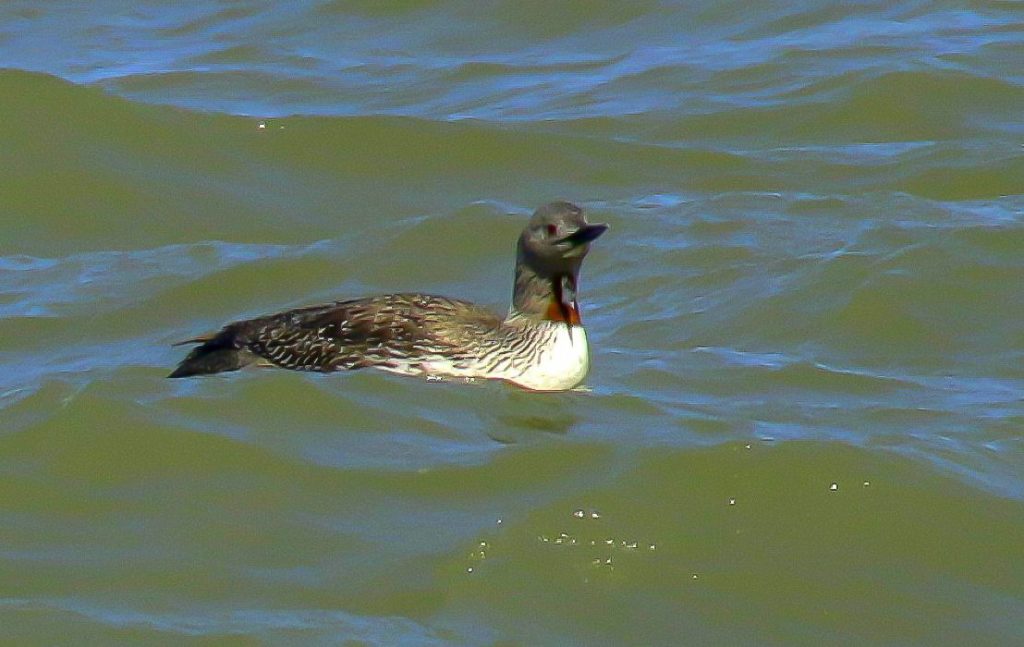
[169,202,608,391]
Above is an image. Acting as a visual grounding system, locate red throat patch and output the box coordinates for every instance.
[545,299,581,325]
[544,274,582,325]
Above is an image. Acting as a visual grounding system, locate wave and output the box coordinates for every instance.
[0,598,450,643]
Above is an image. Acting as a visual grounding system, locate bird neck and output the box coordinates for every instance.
[510,261,581,325]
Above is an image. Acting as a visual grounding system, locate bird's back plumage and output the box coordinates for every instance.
[170,294,501,374]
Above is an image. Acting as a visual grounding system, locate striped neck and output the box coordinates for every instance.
[510,262,581,325]
[545,276,581,325]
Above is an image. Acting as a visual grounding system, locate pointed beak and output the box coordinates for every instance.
[559,223,608,246]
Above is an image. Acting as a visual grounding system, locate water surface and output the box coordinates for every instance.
[1,1,1023,644]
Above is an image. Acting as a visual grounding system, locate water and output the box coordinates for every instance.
[2,1,1023,644]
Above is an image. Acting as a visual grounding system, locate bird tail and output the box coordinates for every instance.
[168,331,256,378]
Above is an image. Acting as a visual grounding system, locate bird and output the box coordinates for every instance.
[168,201,607,391]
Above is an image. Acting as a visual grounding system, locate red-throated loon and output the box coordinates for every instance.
[169,201,607,391]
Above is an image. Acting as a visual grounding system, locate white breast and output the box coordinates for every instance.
[381,323,591,392]
[508,324,590,391]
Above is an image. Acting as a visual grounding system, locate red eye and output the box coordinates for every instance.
[546,224,558,236]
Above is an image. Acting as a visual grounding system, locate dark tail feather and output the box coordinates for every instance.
[168,335,255,378]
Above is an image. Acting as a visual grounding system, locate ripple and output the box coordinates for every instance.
[1,598,450,642]
[2,2,1024,641]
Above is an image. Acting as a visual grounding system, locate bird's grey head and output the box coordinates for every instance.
[517,201,608,277]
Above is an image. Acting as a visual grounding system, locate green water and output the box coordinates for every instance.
[1,1,1023,644]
